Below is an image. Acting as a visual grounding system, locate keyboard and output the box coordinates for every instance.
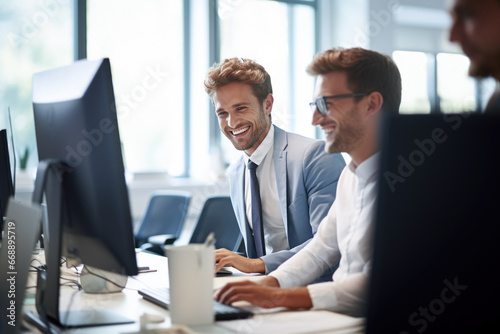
[138,287,253,321]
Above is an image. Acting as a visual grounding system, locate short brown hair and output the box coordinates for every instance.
[204,58,273,104]
[307,47,402,114]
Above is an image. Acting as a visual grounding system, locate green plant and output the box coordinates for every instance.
[19,147,29,170]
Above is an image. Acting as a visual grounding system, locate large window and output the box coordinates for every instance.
[1,1,319,180]
[0,1,73,176]
[86,0,317,177]
[436,53,476,113]
[5,1,493,182]
[87,0,185,175]
[394,50,483,114]
[393,51,430,114]
[218,0,317,165]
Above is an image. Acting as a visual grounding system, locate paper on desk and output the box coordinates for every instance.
[215,310,365,334]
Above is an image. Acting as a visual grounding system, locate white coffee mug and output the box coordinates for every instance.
[166,244,214,326]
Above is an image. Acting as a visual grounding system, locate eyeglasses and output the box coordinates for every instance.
[309,93,370,115]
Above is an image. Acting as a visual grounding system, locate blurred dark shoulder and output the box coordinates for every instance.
[485,85,500,113]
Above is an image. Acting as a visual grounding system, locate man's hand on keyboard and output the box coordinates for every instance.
[214,276,311,310]
[215,248,266,274]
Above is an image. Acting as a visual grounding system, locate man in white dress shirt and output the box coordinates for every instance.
[215,47,402,316]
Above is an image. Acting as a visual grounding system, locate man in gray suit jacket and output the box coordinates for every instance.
[204,58,345,275]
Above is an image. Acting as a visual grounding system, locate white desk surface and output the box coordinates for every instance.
[22,251,365,334]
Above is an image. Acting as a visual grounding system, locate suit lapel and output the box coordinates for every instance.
[273,126,288,233]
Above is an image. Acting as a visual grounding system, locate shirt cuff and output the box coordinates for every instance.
[263,259,269,274]
[268,271,299,288]
[306,282,338,310]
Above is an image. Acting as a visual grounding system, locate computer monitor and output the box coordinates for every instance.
[0,129,15,227]
[0,199,42,334]
[29,58,138,328]
[366,113,500,333]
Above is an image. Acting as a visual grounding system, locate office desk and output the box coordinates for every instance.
[23,251,365,334]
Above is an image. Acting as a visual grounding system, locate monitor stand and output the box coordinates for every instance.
[25,159,134,330]
[80,265,128,294]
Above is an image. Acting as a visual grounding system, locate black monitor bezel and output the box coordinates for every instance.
[0,129,14,223]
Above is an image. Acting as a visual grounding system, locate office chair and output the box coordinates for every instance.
[135,190,191,255]
[189,196,244,254]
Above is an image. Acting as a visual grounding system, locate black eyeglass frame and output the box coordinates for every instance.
[309,93,370,115]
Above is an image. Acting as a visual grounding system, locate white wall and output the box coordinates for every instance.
[318,0,369,51]
[320,0,461,56]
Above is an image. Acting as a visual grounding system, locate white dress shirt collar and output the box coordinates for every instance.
[243,125,274,166]
[348,152,380,183]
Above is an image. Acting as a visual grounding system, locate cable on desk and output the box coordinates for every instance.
[28,256,155,331]
[27,257,81,332]
[78,265,128,290]
[34,268,54,334]
[61,265,82,326]
[128,274,153,290]
[76,265,151,293]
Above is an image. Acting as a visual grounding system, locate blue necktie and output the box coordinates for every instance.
[247,160,265,257]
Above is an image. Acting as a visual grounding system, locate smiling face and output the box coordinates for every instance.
[449,0,500,80]
[311,71,366,156]
[213,82,272,156]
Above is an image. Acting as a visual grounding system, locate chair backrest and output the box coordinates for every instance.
[135,190,191,247]
[189,196,243,252]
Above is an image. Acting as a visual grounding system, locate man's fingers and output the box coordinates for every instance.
[215,252,253,273]
[215,281,256,304]
[215,253,238,272]
[217,282,280,308]
[218,285,251,305]
[224,292,254,306]
[214,281,240,301]
[214,258,229,273]
[214,248,232,261]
